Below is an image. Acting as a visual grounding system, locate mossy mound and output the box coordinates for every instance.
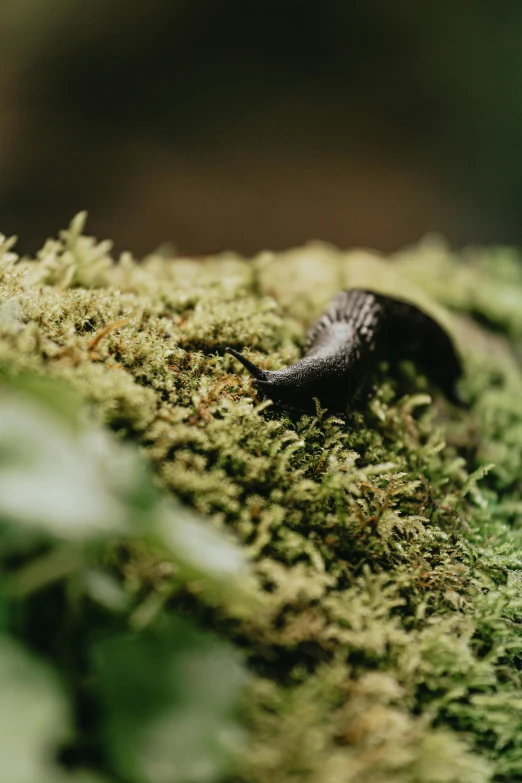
[2,215,522,782]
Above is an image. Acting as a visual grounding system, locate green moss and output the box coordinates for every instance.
[3,213,522,781]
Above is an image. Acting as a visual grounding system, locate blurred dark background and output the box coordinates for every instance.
[2,0,522,256]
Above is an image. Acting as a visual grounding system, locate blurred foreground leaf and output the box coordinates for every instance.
[0,396,125,543]
[94,618,247,783]
[0,636,69,783]
[0,372,253,781]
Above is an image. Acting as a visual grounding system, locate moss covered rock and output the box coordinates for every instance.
[2,214,522,782]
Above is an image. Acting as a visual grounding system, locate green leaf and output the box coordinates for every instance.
[153,503,259,614]
[4,373,85,428]
[158,504,246,582]
[0,397,125,543]
[93,618,247,783]
[0,636,70,783]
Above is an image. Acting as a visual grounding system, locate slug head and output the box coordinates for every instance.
[225,347,347,410]
[225,346,304,404]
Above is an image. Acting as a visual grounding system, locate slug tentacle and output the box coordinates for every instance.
[224,347,268,381]
[226,289,465,413]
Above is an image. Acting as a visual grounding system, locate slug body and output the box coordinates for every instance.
[226,289,464,413]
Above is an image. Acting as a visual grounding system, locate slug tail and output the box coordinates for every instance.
[225,347,268,381]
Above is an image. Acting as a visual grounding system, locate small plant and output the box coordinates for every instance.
[0,373,253,783]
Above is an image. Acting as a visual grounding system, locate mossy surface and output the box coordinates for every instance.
[2,215,522,781]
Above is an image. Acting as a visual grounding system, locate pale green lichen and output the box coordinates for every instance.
[2,217,522,780]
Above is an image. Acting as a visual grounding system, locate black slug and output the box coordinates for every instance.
[226,289,465,413]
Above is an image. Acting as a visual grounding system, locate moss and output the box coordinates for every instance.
[2,213,522,780]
